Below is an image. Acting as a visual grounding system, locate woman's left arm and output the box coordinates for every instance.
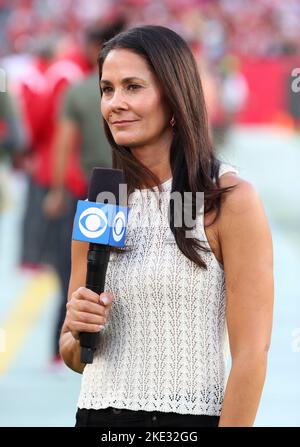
[217,175,274,427]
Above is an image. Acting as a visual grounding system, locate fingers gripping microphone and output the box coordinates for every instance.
[72,168,128,364]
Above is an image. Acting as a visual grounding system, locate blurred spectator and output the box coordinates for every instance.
[286,69,300,131]
[18,37,86,270]
[0,88,27,158]
[212,54,249,146]
[220,54,249,117]
[16,35,87,371]
[0,87,27,214]
[42,19,126,368]
[1,0,300,60]
[190,40,220,139]
[43,20,127,219]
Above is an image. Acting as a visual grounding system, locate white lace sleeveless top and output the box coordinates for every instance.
[77,162,239,416]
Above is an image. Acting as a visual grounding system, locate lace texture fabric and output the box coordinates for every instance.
[77,163,239,415]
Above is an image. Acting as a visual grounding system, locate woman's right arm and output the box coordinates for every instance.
[59,238,113,374]
[59,321,84,374]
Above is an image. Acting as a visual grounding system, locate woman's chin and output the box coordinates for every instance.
[113,136,140,147]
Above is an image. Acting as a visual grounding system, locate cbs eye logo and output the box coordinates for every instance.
[112,211,126,242]
[79,207,108,238]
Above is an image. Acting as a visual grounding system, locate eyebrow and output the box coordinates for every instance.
[100,77,146,86]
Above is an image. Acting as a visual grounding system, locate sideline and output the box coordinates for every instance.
[0,271,59,375]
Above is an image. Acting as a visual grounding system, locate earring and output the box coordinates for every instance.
[170,115,176,127]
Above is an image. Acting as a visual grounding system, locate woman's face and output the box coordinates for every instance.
[100,49,172,149]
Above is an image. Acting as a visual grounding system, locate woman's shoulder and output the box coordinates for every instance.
[217,172,270,247]
[204,172,263,264]
[218,172,262,215]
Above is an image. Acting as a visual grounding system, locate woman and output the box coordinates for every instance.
[59,25,274,427]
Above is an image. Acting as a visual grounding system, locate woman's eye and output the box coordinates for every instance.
[101,85,141,94]
[102,86,112,93]
[128,84,141,91]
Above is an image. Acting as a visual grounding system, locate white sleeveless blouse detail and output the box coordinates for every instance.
[77,162,239,415]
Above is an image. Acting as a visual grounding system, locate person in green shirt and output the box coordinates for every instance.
[43,21,125,218]
[61,70,112,178]
[0,89,26,158]
[42,20,125,366]
[0,88,27,212]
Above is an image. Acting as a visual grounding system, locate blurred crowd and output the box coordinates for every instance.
[1,0,299,60]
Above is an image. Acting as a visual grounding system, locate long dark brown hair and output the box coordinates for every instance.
[98,25,237,269]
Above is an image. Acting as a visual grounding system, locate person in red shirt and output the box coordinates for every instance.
[19,38,88,367]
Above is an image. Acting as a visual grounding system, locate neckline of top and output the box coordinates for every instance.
[134,177,173,192]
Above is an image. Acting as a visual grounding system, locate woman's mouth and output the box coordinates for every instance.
[112,120,137,127]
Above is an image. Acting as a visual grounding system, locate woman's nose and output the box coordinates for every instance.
[108,88,128,110]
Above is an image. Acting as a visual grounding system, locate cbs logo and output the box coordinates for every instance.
[79,207,126,242]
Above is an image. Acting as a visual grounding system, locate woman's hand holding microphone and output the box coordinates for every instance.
[65,287,114,341]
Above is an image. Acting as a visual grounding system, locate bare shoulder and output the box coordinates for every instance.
[217,172,273,270]
[219,172,261,211]
[204,172,267,266]
[217,173,266,229]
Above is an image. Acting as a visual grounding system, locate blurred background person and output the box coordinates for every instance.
[18,36,86,272]
[43,18,126,369]
[213,54,249,147]
[0,89,26,157]
[0,87,27,214]
[43,19,126,219]
[15,35,88,370]
[189,38,222,147]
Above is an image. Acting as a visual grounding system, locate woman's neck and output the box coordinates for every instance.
[130,131,173,186]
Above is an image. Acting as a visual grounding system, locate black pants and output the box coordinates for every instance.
[75,407,220,427]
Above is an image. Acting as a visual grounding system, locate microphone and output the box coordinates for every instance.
[72,167,128,364]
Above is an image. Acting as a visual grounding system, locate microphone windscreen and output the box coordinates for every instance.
[88,168,125,205]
